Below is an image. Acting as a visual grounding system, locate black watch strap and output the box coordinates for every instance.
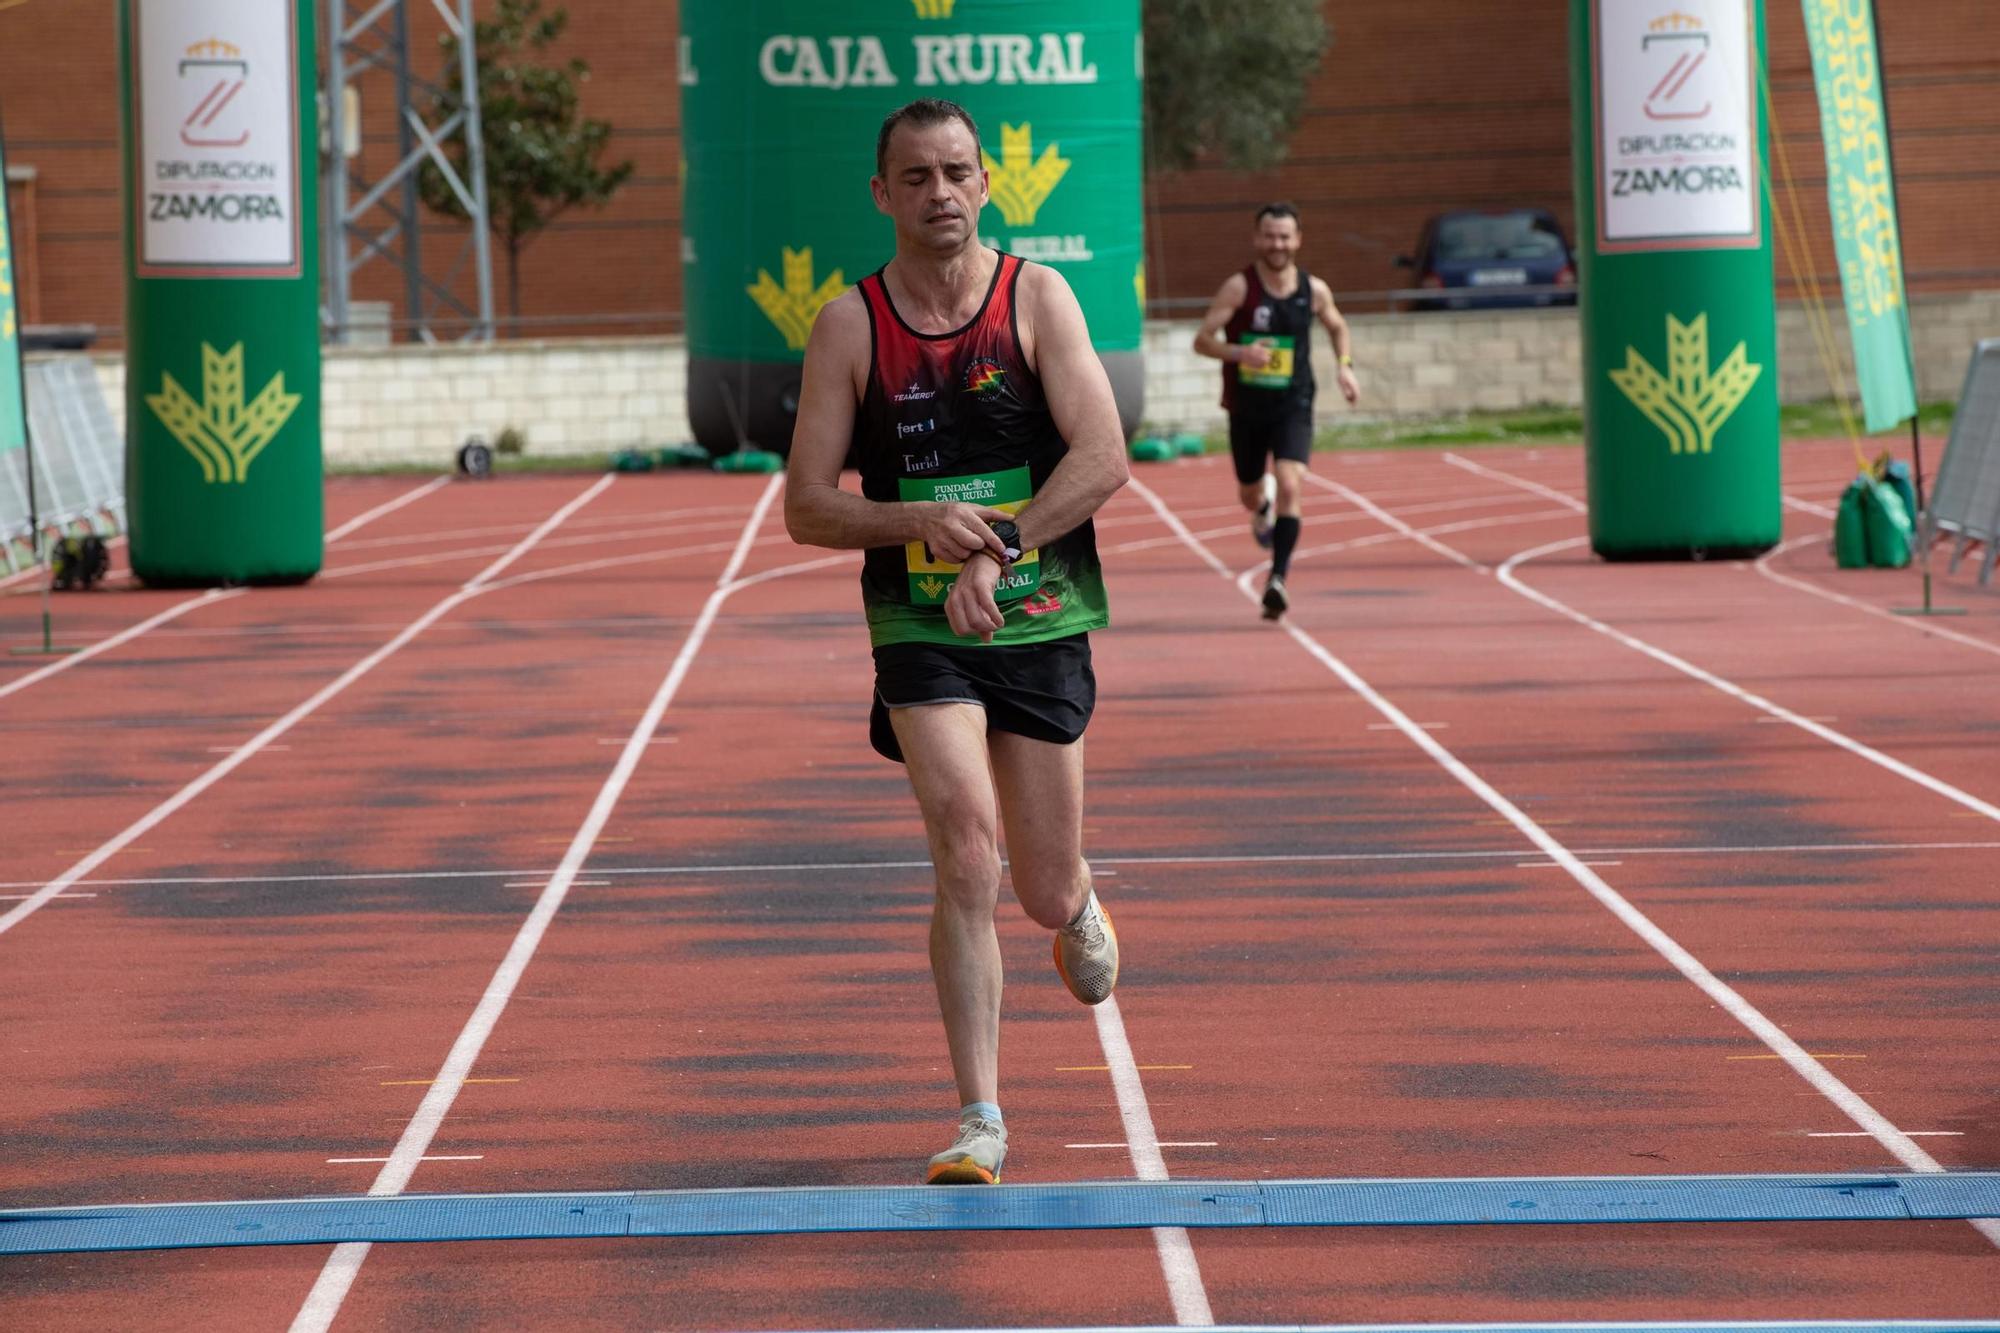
[989,519,1023,564]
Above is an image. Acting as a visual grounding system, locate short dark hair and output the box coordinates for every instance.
[876,98,983,177]
[1255,202,1301,227]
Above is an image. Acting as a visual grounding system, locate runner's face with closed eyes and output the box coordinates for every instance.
[873,121,988,254]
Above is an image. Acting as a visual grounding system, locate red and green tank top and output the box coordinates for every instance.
[853,250,1108,648]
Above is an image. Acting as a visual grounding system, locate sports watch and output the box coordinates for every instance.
[988,519,1023,565]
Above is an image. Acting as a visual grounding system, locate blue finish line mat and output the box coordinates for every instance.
[2,1172,1995,1255]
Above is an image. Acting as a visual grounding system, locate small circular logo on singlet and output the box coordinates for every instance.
[964,358,1006,396]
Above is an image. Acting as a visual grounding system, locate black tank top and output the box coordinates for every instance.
[1220,264,1316,417]
[851,251,1107,648]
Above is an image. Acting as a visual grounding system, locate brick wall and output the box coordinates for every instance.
[3,2,1994,338]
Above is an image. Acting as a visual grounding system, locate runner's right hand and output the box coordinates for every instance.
[1239,342,1274,370]
[919,502,1012,564]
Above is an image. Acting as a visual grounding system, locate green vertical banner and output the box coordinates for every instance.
[121,0,321,585]
[1798,0,1916,433]
[680,1,1145,454]
[1571,0,1781,558]
[0,124,26,455]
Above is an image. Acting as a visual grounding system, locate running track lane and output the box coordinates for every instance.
[0,475,771,1327]
[304,481,1207,1330]
[1092,458,1995,1325]
[7,454,1992,1320]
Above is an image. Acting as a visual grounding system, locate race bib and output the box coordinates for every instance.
[899,466,1042,606]
[1236,334,1295,388]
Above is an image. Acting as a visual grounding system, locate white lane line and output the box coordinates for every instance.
[1441,451,1587,512]
[1757,534,2000,661]
[289,473,784,1333]
[1806,1131,1964,1138]
[1093,995,1215,1327]
[18,838,2000,894]
[0,892,95,900]
[1441,452,2000,661]
[1309,473,1492,573]
[325,476,451,543]
[325,501,750,554]
[0,588,246,703]
[1,477,453,704]
[0,475,617,941]
[1127,476,1999,1249]
[325,1155,483,1164]
[1229,508,1574,601]
[1500,537,2000,828]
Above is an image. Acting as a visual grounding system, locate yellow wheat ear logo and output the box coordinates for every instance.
[145,342,301,484]
[982,123,1068,228]
[917,575,948,598]
[747,246,846,351]
[912,0,955,17]
[1608,313,1761,455]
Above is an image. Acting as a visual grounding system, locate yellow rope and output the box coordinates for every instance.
[1758,58,1871,471]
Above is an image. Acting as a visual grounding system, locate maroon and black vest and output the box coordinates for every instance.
[1220,264,1317,417]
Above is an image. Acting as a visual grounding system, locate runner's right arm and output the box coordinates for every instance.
[1190,273,1270,369]
[784,291,1010,563]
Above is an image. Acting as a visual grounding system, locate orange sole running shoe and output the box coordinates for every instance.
[1054,891,1120,1005]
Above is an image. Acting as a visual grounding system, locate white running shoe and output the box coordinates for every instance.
[1054,890,1120,1005]
[1251,473,1277,549]
[1261,573,1289,621]
[926,1114,1008,1185]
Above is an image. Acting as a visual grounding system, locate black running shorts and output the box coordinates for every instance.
[869,633,1095,763]
[1228,408,1314,485]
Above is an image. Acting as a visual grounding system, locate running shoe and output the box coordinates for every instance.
[1261,573,1289,621]
[1251,473,1277,549]
[926,1114,1007,1185]
[1054,890,1120,1005]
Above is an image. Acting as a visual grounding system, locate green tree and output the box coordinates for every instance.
[1143,1,1329,173]
[421,0,634,323]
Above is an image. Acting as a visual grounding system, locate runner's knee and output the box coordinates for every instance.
[1011,852,1089,928]
[927,806,1002,908]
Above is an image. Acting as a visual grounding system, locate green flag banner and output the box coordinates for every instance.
[1799,0,1917,433]
[0,130,25,454]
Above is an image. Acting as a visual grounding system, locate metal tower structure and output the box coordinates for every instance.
[322,0,494,344]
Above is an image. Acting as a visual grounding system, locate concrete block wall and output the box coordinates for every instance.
[1142,290,2000,435]
[66,290,2000,465]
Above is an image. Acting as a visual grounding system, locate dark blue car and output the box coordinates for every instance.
[1396,208,1577,310]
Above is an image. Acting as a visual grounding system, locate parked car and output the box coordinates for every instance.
[1395,209,1577,310]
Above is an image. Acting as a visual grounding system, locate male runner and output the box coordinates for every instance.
[784,98,1128,1186]
[1192,202,1360,620]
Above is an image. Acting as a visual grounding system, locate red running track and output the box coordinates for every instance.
[0,450,1995,1330]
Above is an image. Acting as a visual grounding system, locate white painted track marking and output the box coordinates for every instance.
[1498,536,2000,826]
[1127,476,1999,1248]
[1756,535,2000,660]
[324,476,451,543]
[289,474,785,1333]
[10,838,1995,894]
[0,588,245,702]
[0,475,616,941]
[1095,995,1216,1327]
[0,475,453,703]
[1441,451,2000,660]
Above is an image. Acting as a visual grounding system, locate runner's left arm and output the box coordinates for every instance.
[1014,263,1130,553]
[1313,277,1360,404]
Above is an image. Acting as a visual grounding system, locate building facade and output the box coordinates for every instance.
[3,1,1995,342]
